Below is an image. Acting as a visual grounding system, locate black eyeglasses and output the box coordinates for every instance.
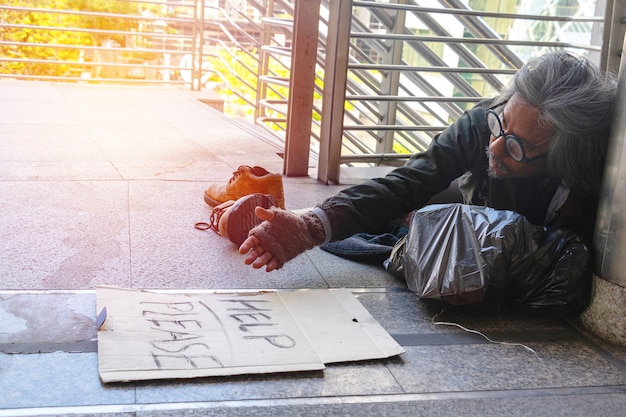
[486,104,548,163]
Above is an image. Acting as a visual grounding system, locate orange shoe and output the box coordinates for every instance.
[204,165,285,209]
[208,193,275,246]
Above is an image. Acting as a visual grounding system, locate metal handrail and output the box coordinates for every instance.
[0,41,188,56]
[0,5,193,23]
[352,1,603,23]
[0,23,193,40]
[347,64,519,74]
[349,32,600,51]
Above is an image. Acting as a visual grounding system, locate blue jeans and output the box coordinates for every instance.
[320,223,408,263]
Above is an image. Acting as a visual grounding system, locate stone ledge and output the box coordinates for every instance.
[581,275,626,347]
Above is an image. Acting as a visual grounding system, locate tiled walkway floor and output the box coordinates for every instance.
[0,80,624,416]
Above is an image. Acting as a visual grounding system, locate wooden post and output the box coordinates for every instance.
[283,0,322,177]
[317,0,352,183]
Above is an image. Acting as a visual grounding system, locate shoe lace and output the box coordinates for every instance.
[194,202,232,234]
[208,205,227,234]
[227,165,251,185]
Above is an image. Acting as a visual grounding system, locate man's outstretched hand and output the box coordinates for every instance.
[238,206,327,272]
[239,207,280,272]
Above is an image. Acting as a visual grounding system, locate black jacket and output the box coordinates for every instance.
[318,101,599,248]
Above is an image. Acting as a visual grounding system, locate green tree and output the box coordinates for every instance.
[66,0,140,47]
[0,0,141,76]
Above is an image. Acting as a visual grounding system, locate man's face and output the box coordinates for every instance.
[486,93,554,179]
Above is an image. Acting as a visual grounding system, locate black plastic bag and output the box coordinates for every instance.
[505,227,591,313]
[386,204,591,314]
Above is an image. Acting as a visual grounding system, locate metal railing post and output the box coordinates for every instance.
[255,0,274,123]
[317,0,353,184]
[596,0,624,74]
[192,0,205,91]
[283,0,322,177]
[377,0,406,154]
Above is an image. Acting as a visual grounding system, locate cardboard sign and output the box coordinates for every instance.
[96,286,404,383]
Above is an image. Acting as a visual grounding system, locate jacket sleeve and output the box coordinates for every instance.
[318,103,492,241]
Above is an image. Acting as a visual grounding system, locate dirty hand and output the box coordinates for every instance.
[238,206,326,272]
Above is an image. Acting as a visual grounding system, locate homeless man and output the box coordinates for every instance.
[238,51,617,313]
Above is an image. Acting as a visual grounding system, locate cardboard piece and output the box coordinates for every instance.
[96,286,405,383]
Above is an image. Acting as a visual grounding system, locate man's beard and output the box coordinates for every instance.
[485,146,510,178]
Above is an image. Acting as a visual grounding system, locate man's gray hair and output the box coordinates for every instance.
[497,50,617,197]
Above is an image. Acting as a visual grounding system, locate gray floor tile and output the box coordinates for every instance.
[387,342,626,393]
[354,291,452,334]
[0,181,131,290]
[0,352,134,409]
[306,248,403,288]
[281,178,346,210]
[0,88,76,125]
[0,125,119,180]
[134,361,402,404]
[0,293,96,350]
[412,393,626,417]
[129,393,626,417]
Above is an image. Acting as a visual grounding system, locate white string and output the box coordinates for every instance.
[432,309,539,356]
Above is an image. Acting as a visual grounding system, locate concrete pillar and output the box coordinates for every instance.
[581,35,626,347]
[581,276,625,346]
